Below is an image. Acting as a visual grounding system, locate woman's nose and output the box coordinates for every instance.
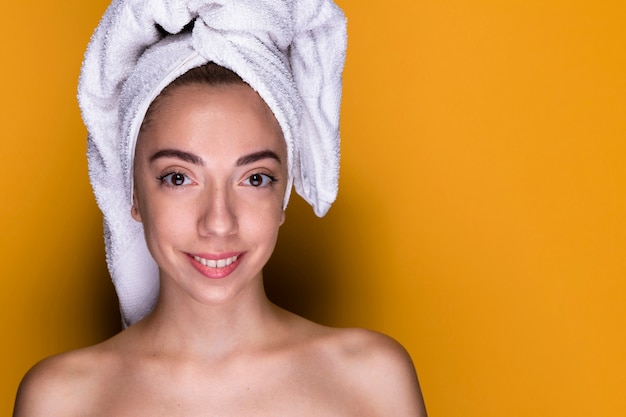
[197,187,238,237]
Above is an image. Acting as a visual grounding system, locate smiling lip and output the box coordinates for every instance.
[187,253,242,279]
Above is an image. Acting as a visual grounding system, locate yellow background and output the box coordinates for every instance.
[2,1,625,415]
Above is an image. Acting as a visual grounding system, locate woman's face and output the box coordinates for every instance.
[132,82,288,305]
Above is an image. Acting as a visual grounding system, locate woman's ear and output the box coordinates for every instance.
[279,210,286,226]
[131,191,142,222]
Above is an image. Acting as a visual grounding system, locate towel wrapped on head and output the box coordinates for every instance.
[78,0,347,326]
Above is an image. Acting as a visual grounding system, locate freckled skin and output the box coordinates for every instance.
[13,83,427,417]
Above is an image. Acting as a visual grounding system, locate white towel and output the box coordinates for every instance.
[78,0,347,326]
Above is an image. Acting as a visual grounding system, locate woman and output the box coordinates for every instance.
[14,1,427,415]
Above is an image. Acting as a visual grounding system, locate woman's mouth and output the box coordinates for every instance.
[188,253,243,279]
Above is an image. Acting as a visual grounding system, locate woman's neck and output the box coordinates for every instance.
[130,279,287,359]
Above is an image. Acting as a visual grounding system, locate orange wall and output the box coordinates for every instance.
[2,1,625,416]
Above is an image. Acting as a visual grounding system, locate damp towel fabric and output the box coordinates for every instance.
[78,0,347,326]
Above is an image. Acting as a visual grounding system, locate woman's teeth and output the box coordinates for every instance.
[193,255,239,268]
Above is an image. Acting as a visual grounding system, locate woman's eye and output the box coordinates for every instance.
[158,172,192,187]
[243,173,275,187]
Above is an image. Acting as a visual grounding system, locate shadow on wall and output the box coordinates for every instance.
[264,195,339,325]
[87,243,123,339]
[264,174,389,328]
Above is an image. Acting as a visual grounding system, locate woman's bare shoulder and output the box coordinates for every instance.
[13,338,120,417]
[312,326,428,416]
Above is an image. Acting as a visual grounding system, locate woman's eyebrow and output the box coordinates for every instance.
[236,150,281,166]
[149,149,204,165]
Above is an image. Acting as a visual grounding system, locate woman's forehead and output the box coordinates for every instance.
[136,82,287,161]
